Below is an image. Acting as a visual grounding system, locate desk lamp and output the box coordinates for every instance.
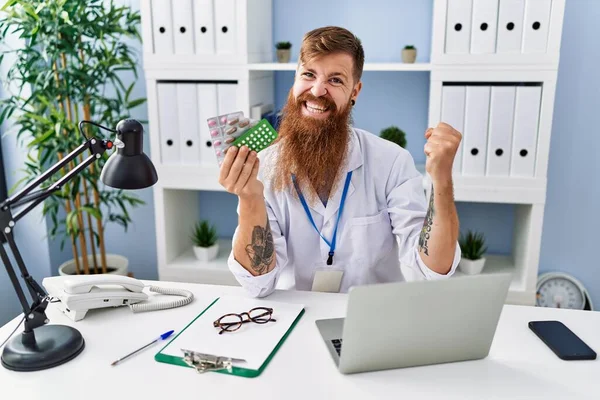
[0,119,157,371]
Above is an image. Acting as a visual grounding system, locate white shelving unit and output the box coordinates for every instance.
[140,0,565,305]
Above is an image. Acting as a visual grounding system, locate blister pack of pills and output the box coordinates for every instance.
[206,111,278,166]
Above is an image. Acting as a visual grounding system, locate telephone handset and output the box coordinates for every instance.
[42,275,194,322]
[63,274,146,294]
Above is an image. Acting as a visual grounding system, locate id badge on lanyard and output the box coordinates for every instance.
[292,172,352,293]
[311,264,344,293]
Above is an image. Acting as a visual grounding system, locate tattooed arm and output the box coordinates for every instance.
[417,182,459,275]
[233,197,276,276]
[418,122,462,275]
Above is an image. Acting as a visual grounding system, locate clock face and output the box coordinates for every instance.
[537,277,585,309]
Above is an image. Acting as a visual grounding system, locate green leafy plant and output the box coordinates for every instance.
[404,45,416,50]
[191,221,218,248]
[0,0,146,274]
[380,126,407,148]
[459,230,488,260]
[275,41,292,50]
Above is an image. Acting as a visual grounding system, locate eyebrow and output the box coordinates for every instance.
[305,68,348,80]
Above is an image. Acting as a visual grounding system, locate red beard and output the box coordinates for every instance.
[268,90,353,206]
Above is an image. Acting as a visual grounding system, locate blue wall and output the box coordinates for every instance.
[1,0,599,326]
[538,0,600,308]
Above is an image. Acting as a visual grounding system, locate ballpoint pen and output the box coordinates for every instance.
[111,330,175,366]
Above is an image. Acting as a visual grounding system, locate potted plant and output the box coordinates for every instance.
[402,45,417,63]
[275,41,292,63]
[458,230,488,275]
[191,220,219,262]
[0,1,146,276]
[380,126,407,148]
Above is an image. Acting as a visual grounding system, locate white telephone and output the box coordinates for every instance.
[42,275,194,322]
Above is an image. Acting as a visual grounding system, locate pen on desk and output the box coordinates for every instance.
[111,330,175,366]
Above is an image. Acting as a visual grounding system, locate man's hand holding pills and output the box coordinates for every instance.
[424,122,462,184]
[218,145,264,201]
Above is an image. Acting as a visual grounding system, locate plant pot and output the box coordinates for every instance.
[193,243,219,262]
[58,254,129,276]
[402,48,417,63]
[458,257,486,275]
[276,49,291,63]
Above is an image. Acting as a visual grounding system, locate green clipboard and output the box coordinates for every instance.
[154,297,305,378]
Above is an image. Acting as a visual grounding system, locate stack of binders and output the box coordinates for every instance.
[445,0,553,55]
[157,82,238,167]
[441,83,542,177]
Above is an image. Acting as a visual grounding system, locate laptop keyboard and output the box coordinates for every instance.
[331,339,343,356]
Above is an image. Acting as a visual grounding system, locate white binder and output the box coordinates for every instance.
[217,83,238,117]
[470,0,499,54]
[197,84,219,167]
[462,86,491,176]
[176,84,201,165]
[496,0,525,54]
[214,0,236,55]
[486,86,516,176]
[441,86,466,174]
[171,0,195,55]
[157,83,180,164]
[445,0,473,54]
[150,0,174,55]
[510,86,541,177]
[193,0,216,55]
[522,0,552,53]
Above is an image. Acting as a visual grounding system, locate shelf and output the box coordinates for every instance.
[159,240,532,305]
[247,62,432,71]
[156,163,546,204]
[416,164,546,204]
[144,59,557,74]
[454,254,515,280]
[159,239,240,286]
[156,164,221,191]
[454,254,532,305]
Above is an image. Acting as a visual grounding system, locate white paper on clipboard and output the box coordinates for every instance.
[160,296,304,371]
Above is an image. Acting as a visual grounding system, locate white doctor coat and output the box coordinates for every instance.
[227,127,461,297]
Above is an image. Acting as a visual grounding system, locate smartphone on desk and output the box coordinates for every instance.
[529,320,596,360]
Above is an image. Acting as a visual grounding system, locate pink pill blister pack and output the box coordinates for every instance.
[206,111,258,166]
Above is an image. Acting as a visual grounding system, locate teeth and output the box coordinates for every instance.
[305,102,328,113]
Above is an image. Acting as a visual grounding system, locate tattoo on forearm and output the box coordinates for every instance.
[245,219,275,275]
[419,186,435,256]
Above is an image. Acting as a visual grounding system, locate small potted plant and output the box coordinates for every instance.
[275,41,292,63]
[380,126,407,148]
[402,45,417,63]
[458,230,488,275]
[191,220,219,262]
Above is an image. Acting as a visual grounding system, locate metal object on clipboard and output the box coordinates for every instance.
[181,349,245,373]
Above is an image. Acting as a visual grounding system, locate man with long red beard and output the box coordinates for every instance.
[219,26,462,297]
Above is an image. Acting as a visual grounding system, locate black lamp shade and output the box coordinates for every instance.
[100,119,158,189]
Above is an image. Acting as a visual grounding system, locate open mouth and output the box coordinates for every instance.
[304,101,330,115]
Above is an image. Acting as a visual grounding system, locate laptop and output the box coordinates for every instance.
[315,273,512,374]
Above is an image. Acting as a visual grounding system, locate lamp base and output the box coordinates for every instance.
[1,324,85,371]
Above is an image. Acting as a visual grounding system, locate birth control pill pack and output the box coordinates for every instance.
[206,111,278,166]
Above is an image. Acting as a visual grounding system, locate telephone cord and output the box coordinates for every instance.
[129,286,194,313]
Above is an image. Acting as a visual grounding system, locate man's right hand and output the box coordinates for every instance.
[218,145,263,200]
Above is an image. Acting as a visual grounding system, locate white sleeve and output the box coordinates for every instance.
[227,199,288,297]
[385,152,461,280]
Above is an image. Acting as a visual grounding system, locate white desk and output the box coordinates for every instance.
[1,281,599,400]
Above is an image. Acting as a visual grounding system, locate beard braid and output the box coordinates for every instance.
[268,89,353,206]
